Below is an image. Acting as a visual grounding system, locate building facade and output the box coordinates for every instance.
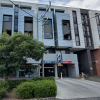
[0,0,100,78]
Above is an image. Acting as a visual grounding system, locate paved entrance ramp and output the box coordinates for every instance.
[56,78,100,99]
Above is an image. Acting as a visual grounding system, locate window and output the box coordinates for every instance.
[1,4,13,8]
[73,17,77,23]
[85,14,88,24]
[88,37,91,46]
[44,19,53,39]
[25,17,33,23]
[62,20,71,40]
[84,37,87,46]
[20,7,31,10]
[39,8,46,11]
[81,14,84,20]
[14,25,18,30]
[55,10,64,13]
[83,26,86,31]
[3,15,12,22]
[73,11,76,17]
[15,12,18,16]
[73,11,80,45]
[95,13,100,25]
[14,19,18,25]
[15,6,19,12]
[75,35,80,46]
[44,19,52,25]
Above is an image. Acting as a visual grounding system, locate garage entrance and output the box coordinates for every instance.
[40,64,55,77]
[58,64,75,77]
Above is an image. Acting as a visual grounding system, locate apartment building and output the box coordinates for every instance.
[0,0,100,78]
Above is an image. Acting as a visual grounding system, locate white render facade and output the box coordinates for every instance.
[1,0,100,78]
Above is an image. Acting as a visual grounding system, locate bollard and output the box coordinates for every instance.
[82,72,84,79]
[61,72,62,79]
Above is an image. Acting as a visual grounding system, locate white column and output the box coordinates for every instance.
[55,64,58,78]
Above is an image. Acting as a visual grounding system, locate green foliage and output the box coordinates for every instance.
[13,80,57,99]
[0,88,7,99]
[6,79,28,89]
[0,81,9,90]
[30,77,55,82]
[0,31,46,77]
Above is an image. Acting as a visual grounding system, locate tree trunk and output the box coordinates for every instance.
[5,76,9,81]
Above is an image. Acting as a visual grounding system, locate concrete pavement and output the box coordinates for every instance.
[56,78,100,99]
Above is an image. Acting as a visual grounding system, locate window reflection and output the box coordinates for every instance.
[3,15,12,22]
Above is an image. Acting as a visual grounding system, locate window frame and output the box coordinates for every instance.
[44,18,53,39]
[72,11,80,46]
[62,20,72,40]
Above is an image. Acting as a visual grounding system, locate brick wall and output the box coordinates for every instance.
[92,47,100,76]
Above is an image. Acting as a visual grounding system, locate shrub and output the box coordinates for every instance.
[34,80,57,98]
[0,88,7,99]
[13,82,35,99]
[13,80,57,99]
[31,77,55,82]
[6,79,28,89]
[0,81,9,90]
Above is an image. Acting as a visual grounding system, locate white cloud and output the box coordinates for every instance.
[66,0,100,10]
[12,0,100,10]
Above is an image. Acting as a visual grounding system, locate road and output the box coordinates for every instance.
[56,78,100,100]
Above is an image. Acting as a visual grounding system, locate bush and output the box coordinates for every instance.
[6,79,28,89]
[13,80,57,99]
[13,82,35,99]
[0,81,9,90]
[0,88,7,99]
[31,77,55,82]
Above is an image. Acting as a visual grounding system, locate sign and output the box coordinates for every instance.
[41,60,57,64]
[63,61,72,63]
[45,61,57,64]
[57,53,62,63]
[58,63,62,66]
[90,67,93,70]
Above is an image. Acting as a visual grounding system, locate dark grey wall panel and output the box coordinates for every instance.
[75,49,93,76]
[24,23,33,31]
[3,22,12,30]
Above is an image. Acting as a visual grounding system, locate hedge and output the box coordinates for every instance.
[6,79,27,89]
[31,77,55,82]
[13,80,57,99]
[0,81,9,90]
[0,88,7,99]
[0,81,9,99]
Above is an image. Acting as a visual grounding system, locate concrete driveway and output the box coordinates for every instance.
[56,78,100,99]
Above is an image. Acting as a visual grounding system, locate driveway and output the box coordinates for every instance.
[56,78,100,100]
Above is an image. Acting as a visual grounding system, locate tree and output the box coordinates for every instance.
[0,31,46,80]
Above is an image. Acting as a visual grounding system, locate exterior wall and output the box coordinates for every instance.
[18,9,34,35]
[0,7,14,35]
[38,11,55,46]
[56,13,73,47]
[92,47,100,76]
[89,10,100,49]
[67,7,85,48]
[80,9,94,49]
[75,49,94,76]
[44,53,79,77]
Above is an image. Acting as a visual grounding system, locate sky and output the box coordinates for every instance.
[12,0,100,11]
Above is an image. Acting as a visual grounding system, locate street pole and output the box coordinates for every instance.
[41,15,44,77]
[41,1,51,77]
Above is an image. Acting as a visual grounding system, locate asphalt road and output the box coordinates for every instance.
[56,78,100,100]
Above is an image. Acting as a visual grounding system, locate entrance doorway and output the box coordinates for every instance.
[40,64,55,77]
[58,64,68,77]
